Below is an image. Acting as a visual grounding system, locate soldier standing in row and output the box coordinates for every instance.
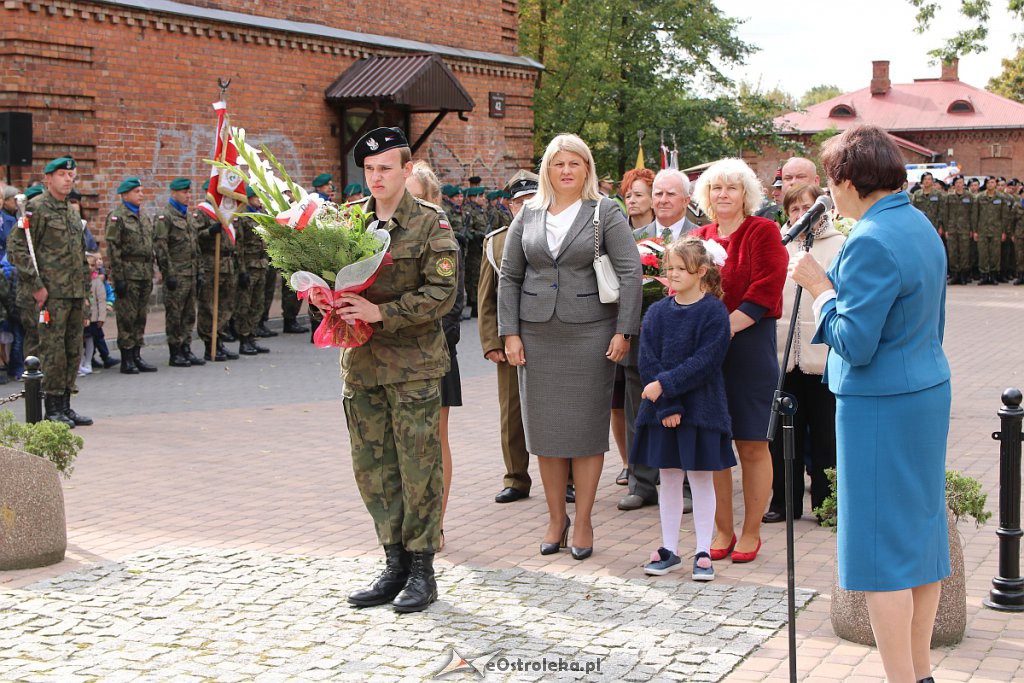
[233,188,270,355]
[195,180,242,362]
[1011,181,1024,285]
[312,127,459,614]
[461,186,488,317]
[975,177,1006,286]
[944,176,975,285]
[153,178,205,367]
[9,157,91,426]
[911,172,944,234]
[312,173,334,202]
[105,177,158,374]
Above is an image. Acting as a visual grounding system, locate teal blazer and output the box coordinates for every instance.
[812,192,950,396]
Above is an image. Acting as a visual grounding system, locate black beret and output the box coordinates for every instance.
[468,176,482,184]
[353,127,409,168]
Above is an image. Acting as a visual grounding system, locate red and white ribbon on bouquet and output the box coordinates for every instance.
[275,194,326,231]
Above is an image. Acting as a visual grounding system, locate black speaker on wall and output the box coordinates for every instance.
[0,112,33,166]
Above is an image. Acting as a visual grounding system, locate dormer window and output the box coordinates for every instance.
[948,99,974,113]
[829,104,855,118]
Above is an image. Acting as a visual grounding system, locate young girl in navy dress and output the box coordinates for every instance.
[630,237,735,580]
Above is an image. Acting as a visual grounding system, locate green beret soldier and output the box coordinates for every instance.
[154,178,205,367]
[8,156,92,426]
[461,186,489,317]
[23,184,44,200]
[323,126,459,613]
[232,187,270,356]
[194,180,243,361]
[975,177,1006,285]
[105,177,158,374]
[312,173,334,201]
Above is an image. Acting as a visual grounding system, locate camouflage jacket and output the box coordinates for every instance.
[943,191,976,232]
[153,201,201,278]
[441,198,463,234]
[235,212,269,270]
[105,202,155,282]
[340,190,460,387]
[194,209,240,276]
[462,202,489,239]
[975,192,1007,235]
[10,191,89,299]
[911,188,944,230]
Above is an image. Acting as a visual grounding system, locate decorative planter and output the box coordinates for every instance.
[0,447,67,570]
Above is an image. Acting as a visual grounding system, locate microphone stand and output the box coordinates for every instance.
[766,224,816,683]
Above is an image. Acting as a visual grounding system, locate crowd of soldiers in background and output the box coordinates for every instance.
[906,173,1024,286]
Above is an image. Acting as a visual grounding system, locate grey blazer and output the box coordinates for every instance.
[497,198,641,337]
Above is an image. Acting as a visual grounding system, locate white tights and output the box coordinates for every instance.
[659,469,715,556]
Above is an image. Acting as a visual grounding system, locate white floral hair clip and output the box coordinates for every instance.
[703,239,728,267]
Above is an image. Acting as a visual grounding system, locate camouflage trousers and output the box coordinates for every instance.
[197,264,237,343]
[114,279,152,350]
[261,268,277,322]
[163,275,196,347]
[281,275,302,321]
[465,235,483,310]
[36,297,85,395]
[1016,236,1024,275]
[235,265,268,337]
[977,232,1000,275]
[342,378,443,552]
[946,229,971,274]
[18,291,39,362]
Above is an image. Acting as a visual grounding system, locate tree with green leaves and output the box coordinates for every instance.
[988,47,1024,102]
[519,0,794,176]
[908,1,1024,63]
[800,85,843,108]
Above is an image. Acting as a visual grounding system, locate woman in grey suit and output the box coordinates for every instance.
[498,134,642,560]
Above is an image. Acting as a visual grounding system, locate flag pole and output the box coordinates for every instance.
[211,78,231,354]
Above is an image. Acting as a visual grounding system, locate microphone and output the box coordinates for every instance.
[781,194,833,245]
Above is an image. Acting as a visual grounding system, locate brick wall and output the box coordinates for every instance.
[1,0,536,247]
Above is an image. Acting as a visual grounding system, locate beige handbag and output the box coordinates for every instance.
[592,199,620,303]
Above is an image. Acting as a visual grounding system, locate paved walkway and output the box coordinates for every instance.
[1,285,1023,681]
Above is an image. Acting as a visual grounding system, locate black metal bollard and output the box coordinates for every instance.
[22,356,43,425]
[984,388,1024,612]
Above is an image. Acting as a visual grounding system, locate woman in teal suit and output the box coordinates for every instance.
[791,124,950,683]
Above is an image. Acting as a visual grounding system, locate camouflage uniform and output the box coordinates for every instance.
[105,203,155,351]
[341,190,459,553]
[912,187,944,233]
[943,189,975,281]
[154,202,201,347]
[9,191,89,395]
[975,191,1007,280]
[1012,196,1024,283]
[999,190,1017,279]
[461,202,488,315]
[233,211,269,339]
[194,209,242,343]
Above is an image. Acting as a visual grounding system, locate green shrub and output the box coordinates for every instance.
[0,410,83,478]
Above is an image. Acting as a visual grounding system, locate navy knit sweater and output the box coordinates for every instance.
[635,294,733,437]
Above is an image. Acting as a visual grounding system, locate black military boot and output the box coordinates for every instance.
[238,336,259,356]
[183,343,206,366]
[169,344,191,367]
[218,340,239,360]
[251,336,270,354]
[391,551,437,613]
[283,318,309,334]
[44,394,75,427]
[348,544,410,607]
[220,320,237,343]
[204,340,227,362]
[62,391,93,426]
[134,347,158,372]
[255,321,278,338]
[120,350,140,374]
[1014,272,1024,286]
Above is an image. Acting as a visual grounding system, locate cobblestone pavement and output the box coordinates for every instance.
[1,549,813,682]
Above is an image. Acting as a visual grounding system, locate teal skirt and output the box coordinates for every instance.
[836,381,951,591]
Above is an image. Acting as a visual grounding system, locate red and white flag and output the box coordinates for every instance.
[275,194,325,231]
[204,100,245,244]
[660,144,669,170]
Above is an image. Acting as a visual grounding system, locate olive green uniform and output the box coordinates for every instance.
[105,203,155,351]
[1012,197,1024,282]
[461,202,488,314]
[976,192,1007,278]
[9,192,89,395]
[154,201,201,347]
[194,209,243,343]
[341,190,459,553]
[944,190,976,278]
[234,212,270,338]
[912,187,944,233]
[999,191,1016,278]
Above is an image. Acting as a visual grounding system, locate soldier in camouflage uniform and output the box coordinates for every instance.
[943,176,975,285]
[975,177,1006,285]
[911,172,944,234]
[104,177,158,374]
[9,157,92,426]
[461,186,489,317]
[233,188,270,355]
[194,180,243,361]
[153,177,205,367]
[997,178,1017,281]
[312,127,458,614]
[15,185,44,364]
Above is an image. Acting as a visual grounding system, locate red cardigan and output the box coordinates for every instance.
[693,216,788,320]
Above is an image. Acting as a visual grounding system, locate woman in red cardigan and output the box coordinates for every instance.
[691,159,788,563]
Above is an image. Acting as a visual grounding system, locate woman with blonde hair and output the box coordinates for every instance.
[690,158,788,564]
[498,133,642,559]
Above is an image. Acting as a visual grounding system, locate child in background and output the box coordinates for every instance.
[630,237,735,581]
[83,253,118,371]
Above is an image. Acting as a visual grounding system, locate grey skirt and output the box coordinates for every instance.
[518,316,617,457]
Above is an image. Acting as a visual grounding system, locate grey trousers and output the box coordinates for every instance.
[623,362,659,503]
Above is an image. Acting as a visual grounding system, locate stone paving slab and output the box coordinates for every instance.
[0,548,814,682]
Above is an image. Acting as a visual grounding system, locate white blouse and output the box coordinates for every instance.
[545,199,582,258]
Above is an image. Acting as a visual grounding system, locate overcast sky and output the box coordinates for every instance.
[714,0,1021,98]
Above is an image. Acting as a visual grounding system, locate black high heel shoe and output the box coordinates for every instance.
[540,517,570,555]
[570,546,593,560]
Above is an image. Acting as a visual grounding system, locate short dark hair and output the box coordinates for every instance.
[782,183,823,216]
[819,124,906,198]
[920,172,933,181]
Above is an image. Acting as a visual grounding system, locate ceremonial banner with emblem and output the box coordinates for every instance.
[199,100,243,244]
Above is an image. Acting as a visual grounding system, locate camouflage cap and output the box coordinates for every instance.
[116,177,142,194]
[44,157,76,174]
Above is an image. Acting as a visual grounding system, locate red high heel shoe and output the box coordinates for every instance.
[709,534,737,561]
[731,538,762,563]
